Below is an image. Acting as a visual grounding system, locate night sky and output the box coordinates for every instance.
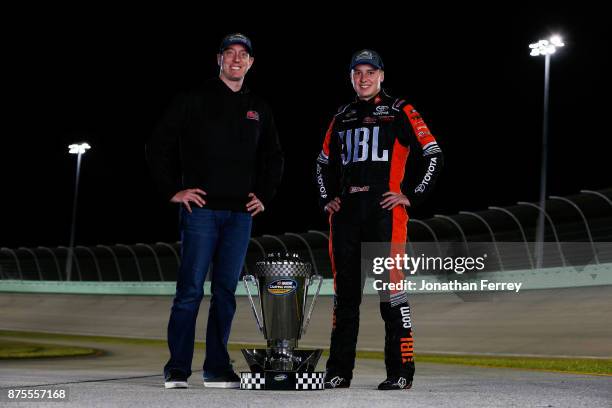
[3,8,610,248]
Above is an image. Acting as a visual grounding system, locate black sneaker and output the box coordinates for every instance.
[324,375,351,389]
[377,376,412,390]
[164,371,188,389]
[203,371,241,388]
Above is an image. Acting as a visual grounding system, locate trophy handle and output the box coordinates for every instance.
[301,274,323,336]
[243,274,264,333]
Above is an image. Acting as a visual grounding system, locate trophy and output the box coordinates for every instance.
[240,253,325,390]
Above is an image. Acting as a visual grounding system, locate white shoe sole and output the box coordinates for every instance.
[203,381,240,388]
[165,381,188,389]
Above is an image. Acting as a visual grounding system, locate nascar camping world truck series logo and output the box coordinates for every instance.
[267,279,298,296]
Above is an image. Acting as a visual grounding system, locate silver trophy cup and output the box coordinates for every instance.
[240,253,325,390]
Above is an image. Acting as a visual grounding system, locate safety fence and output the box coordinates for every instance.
[1,189,611,281]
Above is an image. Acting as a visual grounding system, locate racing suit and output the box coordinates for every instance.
[315,90,443,381]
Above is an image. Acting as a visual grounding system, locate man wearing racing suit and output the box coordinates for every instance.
[316,49,443,390]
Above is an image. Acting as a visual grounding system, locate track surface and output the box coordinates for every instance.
[0,286,611,406]
[1,286,611,356]
[0,337,610,408]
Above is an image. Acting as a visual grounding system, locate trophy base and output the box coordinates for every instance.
[240,371,325,391]
[240,348,325,391]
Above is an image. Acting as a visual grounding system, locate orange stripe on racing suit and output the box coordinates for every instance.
[389,138,410,193]
[401,103,443,208]
[388,138,410,293]
[403,104,436,148]
[328,211,337,328]
[322,118,336,158]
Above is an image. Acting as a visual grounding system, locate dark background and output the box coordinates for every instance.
[2,8,610,248]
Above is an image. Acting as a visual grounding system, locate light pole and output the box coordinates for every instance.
[529,35,564,268]
[65,142,91,281]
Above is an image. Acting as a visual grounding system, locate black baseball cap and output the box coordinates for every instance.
[349,49,384,70]
[219,33,253,55]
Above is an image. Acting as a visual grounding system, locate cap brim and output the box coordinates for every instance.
[350,60,383,70]
[221,41,252,55]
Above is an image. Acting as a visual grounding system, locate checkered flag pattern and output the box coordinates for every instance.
[295,372,325,390]
[254,262,312,278]
[240,372,265,390]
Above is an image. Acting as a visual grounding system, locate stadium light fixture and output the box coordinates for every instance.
[65,142,91,281]
[529,36,564,56]
[529,35,564,269]
[68,142,91,154]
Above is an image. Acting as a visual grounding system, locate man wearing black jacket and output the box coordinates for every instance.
[316,49,443,390]
[147,33,284,389]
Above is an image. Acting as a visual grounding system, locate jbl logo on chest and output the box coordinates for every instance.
[339,126,388,165]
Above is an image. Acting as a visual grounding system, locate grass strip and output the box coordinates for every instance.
[0,339,100,359]
[414,354,612,376]
[1,330,609,375]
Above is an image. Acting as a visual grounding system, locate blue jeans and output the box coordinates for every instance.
[164,207,252,379]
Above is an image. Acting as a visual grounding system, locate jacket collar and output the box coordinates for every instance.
[209,76,250,95]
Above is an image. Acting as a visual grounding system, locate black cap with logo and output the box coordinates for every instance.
[349,49,384,70]
[219,33,253,55]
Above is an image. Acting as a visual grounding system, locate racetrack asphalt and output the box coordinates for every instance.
[1,285,611,357]
[1,286,611,406]
[1,336,610,408]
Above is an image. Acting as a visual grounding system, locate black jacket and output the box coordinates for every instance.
[147,77,284,211]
